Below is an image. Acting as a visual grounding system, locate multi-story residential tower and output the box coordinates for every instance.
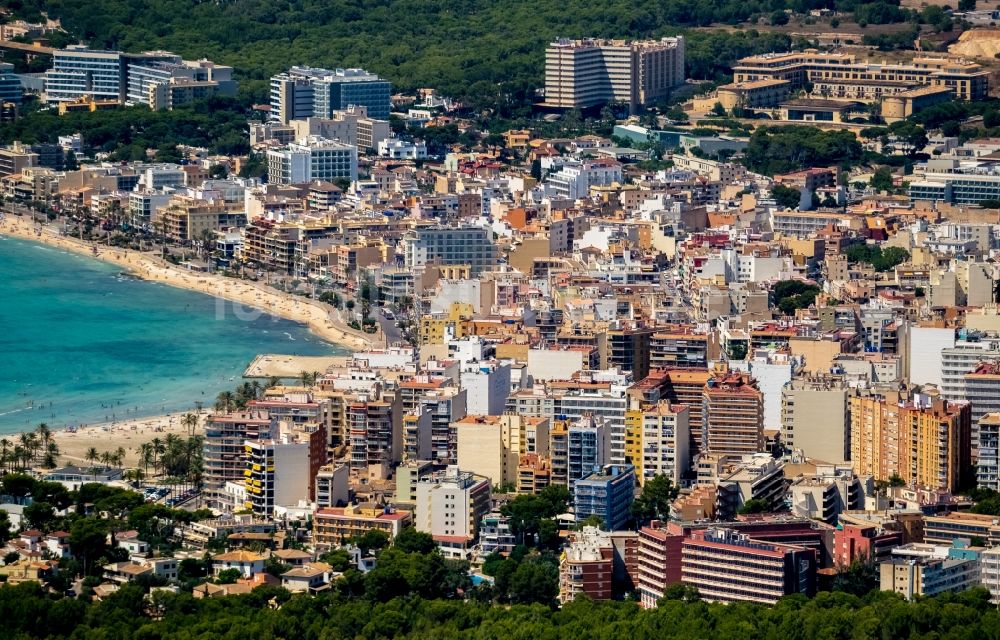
[681,528,816,605]
[266,136,358,185]
[270,66,392,123]
[574,464,636,531]
[347,393,401,477]
[203,411,272,509]
[628,368,712,456]
[244,438,310,517]
[781,375,850,463]
[401,225,498,277]
[703,371,764,456]
[544,37,685,114]
[850,393,971,491]
[567,415,612,485]
[624,402,690,486]
[978,413,1000,491]
[415,466,492,558]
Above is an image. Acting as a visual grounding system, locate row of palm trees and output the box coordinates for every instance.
[137,433,204,482]
[215,380,281,412]
[84,446,127,469]
[0,423,61,472]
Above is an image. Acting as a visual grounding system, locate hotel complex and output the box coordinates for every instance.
[543,37,685,113]
[44,46,236,108]
[715,50,988,116]
[269,66,393,123]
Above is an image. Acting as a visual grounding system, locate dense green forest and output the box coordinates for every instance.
[0,0,843,110]
[0,96,251,157]
[1,579,998,640]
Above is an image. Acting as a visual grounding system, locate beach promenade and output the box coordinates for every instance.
[0,213,378,352]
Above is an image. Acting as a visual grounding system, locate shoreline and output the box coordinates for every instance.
[46,411,206,469]
[0,213,377,352]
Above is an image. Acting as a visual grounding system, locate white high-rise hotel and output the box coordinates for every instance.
[543,37,685,114]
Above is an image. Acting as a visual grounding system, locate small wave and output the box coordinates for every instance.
[284,332,296,341]
[0,407,26,417]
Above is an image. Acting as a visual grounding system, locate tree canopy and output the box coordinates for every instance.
[771,280,821,314]
[744,126,864,176]
[0,578,998,639]
[844,245,910,272]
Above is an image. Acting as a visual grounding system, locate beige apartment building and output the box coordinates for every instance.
[155,196,245,242]
[543,37,685,114]
[781,376,850,463]
[850,393,971,491]
[455,413,550,488]
[732,51,988,104]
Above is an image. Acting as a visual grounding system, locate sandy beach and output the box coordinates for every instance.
[47,411,205,468]
[0,213,378,352]
[244,353,354,378]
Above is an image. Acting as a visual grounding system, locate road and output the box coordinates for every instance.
[378,308,402,345]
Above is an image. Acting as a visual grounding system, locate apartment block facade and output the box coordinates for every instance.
[401,225,499,277]
[850,393,971,491]
[733,51,988,102]
[703,371,765,456]
[544,37,685,114]
[681,528,817,605]
[574,464,636,531]
[270,66,392,123]
[266,136,358,185]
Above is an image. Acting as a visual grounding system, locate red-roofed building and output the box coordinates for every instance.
[681,527,816,604]
[312,503,412,550]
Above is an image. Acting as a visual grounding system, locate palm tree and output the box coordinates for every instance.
[85,446,99,467]
[138,443,153,475]
[0,439,11,473]
[42,442,59,468]
[215,391,235,412]
[184,436,204,484]
[18,432,39,466]
[115,446,126,469]
[151,438,164,475]
[12,446,26,471]
[163,434,183,477]
[181,412,199,436]
[35,423,51,452]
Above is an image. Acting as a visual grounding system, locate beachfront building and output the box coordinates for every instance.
[243,437,311,517]
[400,225,498,277]
[203,412,273,510]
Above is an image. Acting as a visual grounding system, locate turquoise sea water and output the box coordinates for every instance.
[0,236,346,433]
